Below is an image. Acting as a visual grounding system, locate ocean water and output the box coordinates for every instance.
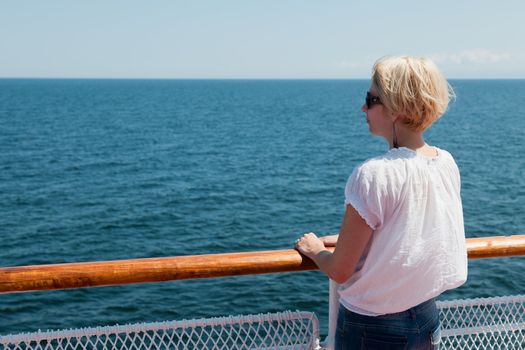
[1,79,524,337]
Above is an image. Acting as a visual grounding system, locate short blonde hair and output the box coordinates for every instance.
[372,56,454,131]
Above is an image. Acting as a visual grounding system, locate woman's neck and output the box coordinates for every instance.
[388,125,428,151]
[390,139,427,150]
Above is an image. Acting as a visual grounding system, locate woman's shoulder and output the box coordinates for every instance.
[350,152,407,189]
[355,149,410,175]
[434,147,455,160]
[362,147,457,166]
[352,146,458,180]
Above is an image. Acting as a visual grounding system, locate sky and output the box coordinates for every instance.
[1,0,524,79]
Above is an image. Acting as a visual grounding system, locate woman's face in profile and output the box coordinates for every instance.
[361,84,392,138]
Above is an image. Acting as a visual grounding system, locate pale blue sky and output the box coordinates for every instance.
[1,0,524,79]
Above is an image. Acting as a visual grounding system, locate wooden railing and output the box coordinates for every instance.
[1,235,524,294]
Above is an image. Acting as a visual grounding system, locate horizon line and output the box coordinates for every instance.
[2,77,525,81]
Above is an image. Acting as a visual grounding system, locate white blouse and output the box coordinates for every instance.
[339,146,468,316]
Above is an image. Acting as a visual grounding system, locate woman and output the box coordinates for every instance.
[295,56,467,349]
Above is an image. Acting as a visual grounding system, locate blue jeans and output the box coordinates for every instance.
[335,298,441,350]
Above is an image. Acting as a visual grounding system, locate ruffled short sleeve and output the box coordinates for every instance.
[344,165,385,230]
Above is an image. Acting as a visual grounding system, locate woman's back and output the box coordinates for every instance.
[339,146,468,315]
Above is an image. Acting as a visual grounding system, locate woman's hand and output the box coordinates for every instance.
[319,234,338,247]
[295,232,326,259]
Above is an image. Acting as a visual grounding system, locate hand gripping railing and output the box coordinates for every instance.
[1,234,524,294]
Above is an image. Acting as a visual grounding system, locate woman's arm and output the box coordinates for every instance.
[295,205,373,284]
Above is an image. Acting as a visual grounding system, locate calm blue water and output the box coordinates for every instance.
[1,79,524,336]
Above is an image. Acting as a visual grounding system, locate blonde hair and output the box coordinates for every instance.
[372,56,455,132]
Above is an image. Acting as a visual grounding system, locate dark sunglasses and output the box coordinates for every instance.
[365,92,382,109]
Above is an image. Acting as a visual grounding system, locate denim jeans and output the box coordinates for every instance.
[335,298,441,350]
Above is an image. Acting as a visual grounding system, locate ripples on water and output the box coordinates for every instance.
[1,79,524,335]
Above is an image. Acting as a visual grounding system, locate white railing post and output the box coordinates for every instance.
[321,279,338,350]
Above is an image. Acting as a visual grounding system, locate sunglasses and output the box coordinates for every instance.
[365,92,382,109]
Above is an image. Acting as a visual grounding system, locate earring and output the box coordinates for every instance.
[393,123,399,148]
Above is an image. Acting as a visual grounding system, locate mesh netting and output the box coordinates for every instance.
[437,295,525,349]
[0,311,319,350]
[3,295,525,350]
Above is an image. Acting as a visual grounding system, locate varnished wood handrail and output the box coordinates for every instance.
[1,235,524,294]
[465,234,525,259]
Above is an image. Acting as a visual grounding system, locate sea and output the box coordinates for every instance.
[1,79,524,337]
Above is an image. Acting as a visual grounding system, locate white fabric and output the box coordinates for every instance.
[322,279,339,350]
[338,146,468,316]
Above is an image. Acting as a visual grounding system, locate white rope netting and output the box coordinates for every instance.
[0,311,320,350]
[3,295,525,349]
[436,295,525,349]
